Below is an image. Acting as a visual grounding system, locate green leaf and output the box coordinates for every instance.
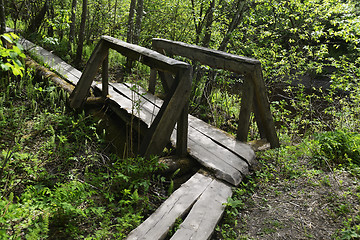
[1,35,13,44]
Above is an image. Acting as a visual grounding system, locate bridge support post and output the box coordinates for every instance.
[102,51,109,98]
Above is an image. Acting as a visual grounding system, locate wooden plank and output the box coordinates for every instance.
[140,68,192,157]
[102,35,190,73]
[149,69,157,94]
[174,131,244,186]
[102,53,109,98]
[170,179,233,240]
[251,66,280,148]
[126,172,213,240]
[152,38,258,75]
[237,76,254,142]
[110,83,159,125]
[123,83,255,166]
[187,116,256,166]
[70,40,109,109]
[96,84,156,127]
[19,38,82,85]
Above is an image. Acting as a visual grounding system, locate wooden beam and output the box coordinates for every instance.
[140,67,192,157]
[149,69,157,94]
[126,172,213,240]
[70,40,109,109]
[101,35,189,74]
[251,65,280,148]
[102,52,109,98]
[152,38,258,75]
[170,178,233,240]
[236,75,254,142]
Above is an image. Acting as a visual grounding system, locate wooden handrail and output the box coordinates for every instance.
[152,38,279,148]
[69,36,193,157]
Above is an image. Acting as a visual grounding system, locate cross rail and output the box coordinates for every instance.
[151,38,279,148]
[69,36,193,157]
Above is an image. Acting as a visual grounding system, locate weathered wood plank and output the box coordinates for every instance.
[187,115,256,166]
[173,131,244,186]
[126,172,213,240]
[139,68,192,157]
[70,40,109,109]
[170,178,233,240]
[96,84,156,127]
[129,83,255,165]
[102,54,109,98]
[152,38,258,75]
[101,36,189,73]
[19,38,82,85]
[251,66,280,148]
[237,76,254,142]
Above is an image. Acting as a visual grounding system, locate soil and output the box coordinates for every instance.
[212,149,359,240]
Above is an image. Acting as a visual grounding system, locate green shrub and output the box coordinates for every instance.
[314,130,360,166]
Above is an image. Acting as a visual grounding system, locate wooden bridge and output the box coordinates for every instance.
[20,35,279,240]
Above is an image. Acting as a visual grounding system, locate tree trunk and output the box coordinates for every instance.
[75,0,87,68]
[201,0,215,48]
[112,0,118,35]
[0,0,5,34]
[218,0,247,51]
[69,0,77,44]
[47,4,55,37]
[25,0,48,36]
[133,0,144,45]
[126,0,136,43]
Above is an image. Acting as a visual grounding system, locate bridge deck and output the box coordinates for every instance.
[19,36,256,239]
[97,82,255,186]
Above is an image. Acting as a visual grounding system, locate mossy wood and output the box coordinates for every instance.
[152,38,279,148]
[69,36,192,157]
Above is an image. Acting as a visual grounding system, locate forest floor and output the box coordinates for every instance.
[211,139,359,240]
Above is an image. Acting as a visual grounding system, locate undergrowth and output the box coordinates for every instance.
[0,39,166,239]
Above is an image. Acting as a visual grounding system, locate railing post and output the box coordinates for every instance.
[176,101,189,157]
[149,69,157,94]
[102,50,109,98]
[236,75,254,142]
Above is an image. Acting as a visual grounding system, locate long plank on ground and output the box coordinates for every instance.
[170,178,233,240]
[126,172,213,240]
[19,38,82,85]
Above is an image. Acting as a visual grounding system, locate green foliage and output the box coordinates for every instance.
[0,68,165,239]
[0,33,25,77]
[314,130,360,167]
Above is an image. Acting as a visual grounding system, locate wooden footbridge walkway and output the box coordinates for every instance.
[19,34,279,240]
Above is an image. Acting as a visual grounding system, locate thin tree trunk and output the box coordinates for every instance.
[218,0,247,51]
[47,4,55,37]
[112,0,118,34]
[75,0,87,68]
[132,0,143,44]
[69,0,77,44]
[0,0,5,34]
[201,0,215,48]
[126,0,136,43]
[25,0,48,36]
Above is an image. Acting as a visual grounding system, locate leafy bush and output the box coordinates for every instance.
[0,33,25,77]
[314,130,360,166]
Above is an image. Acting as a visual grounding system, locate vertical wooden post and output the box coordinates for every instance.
[102,51,109,98]
[70,40,109,109]
[149,69,157,94]
[236,75,254,142]
[252,65,280,148]
[176,101,189,157]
